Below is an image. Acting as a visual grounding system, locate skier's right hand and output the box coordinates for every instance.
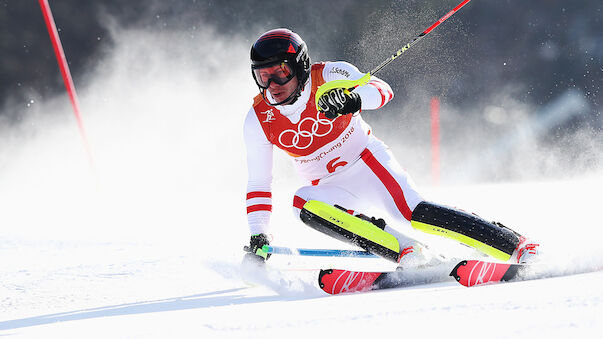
[243,233,271,264]
[317,87,362,119]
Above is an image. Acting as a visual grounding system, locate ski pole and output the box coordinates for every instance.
[264,245,379,258]
[369,0,473,76]
[316,0,473,103]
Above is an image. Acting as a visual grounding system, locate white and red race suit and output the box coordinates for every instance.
[244,61,424,237]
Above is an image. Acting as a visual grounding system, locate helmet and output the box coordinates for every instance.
[251,28,311,106]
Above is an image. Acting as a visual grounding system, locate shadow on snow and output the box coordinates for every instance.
[0,287,317,331]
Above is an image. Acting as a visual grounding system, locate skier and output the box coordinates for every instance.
[243,28,539,268]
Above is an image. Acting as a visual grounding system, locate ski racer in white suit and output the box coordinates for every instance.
[243,28,540,267]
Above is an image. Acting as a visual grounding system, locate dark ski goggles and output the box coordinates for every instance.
[252,61,296,89]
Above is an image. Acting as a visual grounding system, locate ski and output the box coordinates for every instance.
[318,261,458,294]
[449,260,528,287]
[318,269,386,294]
[318,259,532,294]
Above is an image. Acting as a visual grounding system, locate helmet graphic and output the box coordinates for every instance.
[251,28,311,106]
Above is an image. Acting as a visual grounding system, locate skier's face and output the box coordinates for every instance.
[268,75,298,104]
[254,62,295,88]
[253,62,299,104]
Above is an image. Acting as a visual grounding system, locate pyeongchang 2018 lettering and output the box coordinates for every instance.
[294,126,355,164]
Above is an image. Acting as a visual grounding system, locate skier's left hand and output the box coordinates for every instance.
[317,88,361,119]
[243,233,271,265]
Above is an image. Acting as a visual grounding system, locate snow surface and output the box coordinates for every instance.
[1,26,602,338]
[1,177,602,339]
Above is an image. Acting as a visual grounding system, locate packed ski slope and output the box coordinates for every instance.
[1,26,602,338]
[1,177,602,338]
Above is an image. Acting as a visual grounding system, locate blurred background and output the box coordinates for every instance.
[1,0,601,186]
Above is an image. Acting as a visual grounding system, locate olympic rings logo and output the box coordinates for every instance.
[278,113,333,149]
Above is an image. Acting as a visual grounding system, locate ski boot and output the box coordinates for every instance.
[510,236,540,264]
[354,212,438,269]
[491,221,540,264]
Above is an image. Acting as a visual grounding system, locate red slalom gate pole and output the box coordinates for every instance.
[430,97,441,185]
[38,0,96,173]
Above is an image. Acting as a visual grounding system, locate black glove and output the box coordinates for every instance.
[243,233,271,264]
[317,88,362,119]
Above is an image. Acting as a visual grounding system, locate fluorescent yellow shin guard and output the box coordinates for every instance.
[300,200,401,263]
[410,201,520,261]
